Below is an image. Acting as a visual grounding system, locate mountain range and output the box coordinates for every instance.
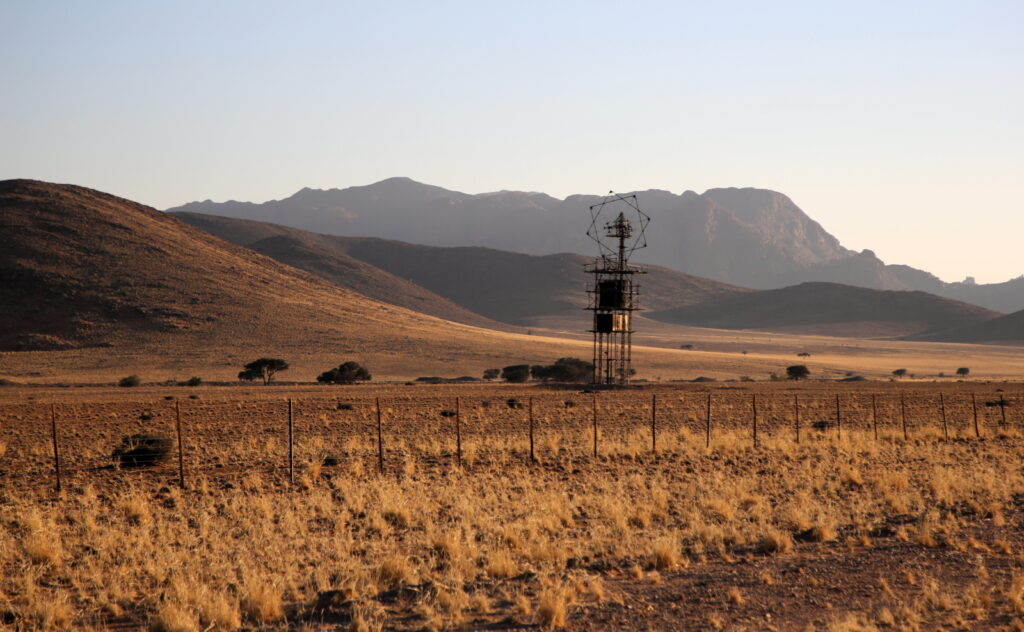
[171,212,747,327]
[167,178,1024,312]
[171,212,1009,343]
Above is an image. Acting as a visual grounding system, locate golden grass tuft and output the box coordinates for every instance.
[536,586,569,629]
[241,582,283,624]
[756,528,793,555]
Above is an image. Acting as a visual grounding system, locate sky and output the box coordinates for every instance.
[2,1,1022,283]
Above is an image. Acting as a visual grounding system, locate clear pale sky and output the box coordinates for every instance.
[2,1,1021,283]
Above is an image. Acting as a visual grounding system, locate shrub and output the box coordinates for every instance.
[530,357,594,383]
[786,365,810,380]
[506,398,524,410]
[892,368,907,379]
[317,361,371,385]
[112,434,172,467]
[185,376,202,387]
[501,365,531,383]
[118,375,141,388]
[337,402,354,411]
[482,368,500,381]
[956,367,970,378]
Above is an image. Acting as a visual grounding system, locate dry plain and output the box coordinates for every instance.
[2,380,1024,631]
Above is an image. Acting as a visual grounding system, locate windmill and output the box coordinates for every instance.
[585,192,649,384]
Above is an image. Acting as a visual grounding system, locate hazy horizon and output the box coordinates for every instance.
[2,1,1021,283]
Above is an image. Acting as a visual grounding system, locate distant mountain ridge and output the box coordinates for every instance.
[174,212,1011,341]
[167,178,1024,312]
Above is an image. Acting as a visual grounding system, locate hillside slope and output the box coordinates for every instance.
[909,309,1024,344]
[0,180,583,379]
[647,282,1001,338]
[172,212,749,326]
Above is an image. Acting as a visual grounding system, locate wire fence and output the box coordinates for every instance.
[1,390,1019,494]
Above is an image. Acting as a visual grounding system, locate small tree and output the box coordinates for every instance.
[239,358,289,385]
[501,364,531,383]
[482,368,500,381]
[317,361,371,385]
[786,365,810,380]
[892,368,907,379]
[956,367,970,378]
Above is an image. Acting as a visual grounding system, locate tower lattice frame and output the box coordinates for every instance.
[586,193,649,385]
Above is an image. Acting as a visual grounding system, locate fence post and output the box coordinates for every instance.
[287,398,294,485]
[794,394,800,444]
[872,394,878,441]
[835,394,841,440]
[972,393,980,438]
[375,397,384,474]
[900,392,908,441]
[939,393,948,440]
[528,397,535,463]
[999,396,1008,428]
[455,396,463,468]
[174,400,186,490]
[650,393,657,455]
[50,404,62,494]
[705,392,712,448]
[592,393,598,458]
[751,393,758,448]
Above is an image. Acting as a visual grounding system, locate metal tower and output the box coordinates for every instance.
[586,192,649,385]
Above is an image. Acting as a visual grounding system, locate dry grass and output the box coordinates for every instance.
[1,382,1024,629]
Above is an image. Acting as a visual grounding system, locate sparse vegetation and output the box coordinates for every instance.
[118,374,141,387]
[4,381,1024,631]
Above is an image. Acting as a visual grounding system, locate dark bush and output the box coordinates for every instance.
[439,409,457,418]
[786,365,810,380]
[185,376,202,387]
[337,402,354,411]
[118,375,141,388]
[322,455,341,467]
[318,361,371,385]
[506,398,524,410]
[501,365,531,383]
[112,434,172,467]
[483,368,500,381]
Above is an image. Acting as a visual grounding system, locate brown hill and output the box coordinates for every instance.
[908,309,1024,344]
[171,212,749,326]
[0,179,597,379]
[647,282,1001,338]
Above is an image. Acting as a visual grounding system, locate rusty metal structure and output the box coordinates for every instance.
[586,192,649,385]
